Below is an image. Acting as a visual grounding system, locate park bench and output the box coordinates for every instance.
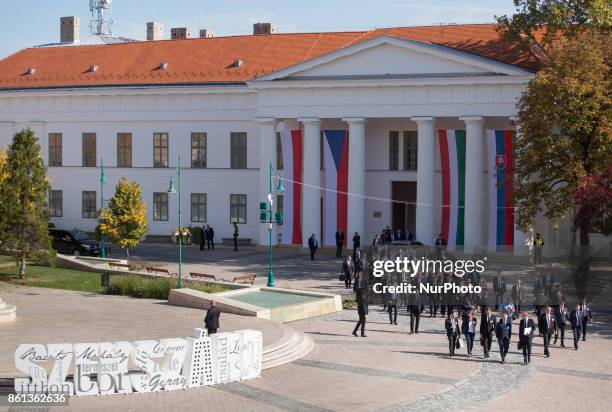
[189,272,218,281]
[108,262,131,271]
[232,274,256,285]
[146,266,176,277]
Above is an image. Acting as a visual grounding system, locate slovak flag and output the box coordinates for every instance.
[323,130,349,246]
[279,129,303,245]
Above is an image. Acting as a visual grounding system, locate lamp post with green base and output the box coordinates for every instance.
[260,161,285,288]
[99,158,107,258]
[167,156,183,289]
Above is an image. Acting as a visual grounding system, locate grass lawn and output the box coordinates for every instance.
[0,265,228,298]
[0,255,14,262]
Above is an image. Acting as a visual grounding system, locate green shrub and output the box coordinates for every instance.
[106,276,226,299]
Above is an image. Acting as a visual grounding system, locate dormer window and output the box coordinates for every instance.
[159,62,168,70]
[26,67,36,75]
[88,65,98,73]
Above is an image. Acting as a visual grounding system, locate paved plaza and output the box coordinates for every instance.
[2,278,612,411]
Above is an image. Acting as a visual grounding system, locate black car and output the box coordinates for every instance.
[49,228,101,256]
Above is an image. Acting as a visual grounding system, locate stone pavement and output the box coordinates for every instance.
[2,283,611,411]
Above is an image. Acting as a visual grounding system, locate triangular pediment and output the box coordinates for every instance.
[254,35,531,82]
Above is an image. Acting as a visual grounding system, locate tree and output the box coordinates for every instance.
[99,178,148,260]
[497,0,612,47]
[0,129,53,278]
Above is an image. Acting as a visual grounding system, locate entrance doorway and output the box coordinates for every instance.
[391,182,416,237]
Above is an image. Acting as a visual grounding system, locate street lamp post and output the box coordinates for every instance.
[99,158,107,258]
[167,156,183,289]
[260,161,284,288]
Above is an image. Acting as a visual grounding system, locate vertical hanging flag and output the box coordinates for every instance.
[438,129,466,248]
[323,130,349,246]
[486,130,515,252]
[279,129,303,245]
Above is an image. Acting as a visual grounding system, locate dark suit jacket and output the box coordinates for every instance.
[356,290,368,316]
[512,285,525,303]
[539,312,556,335]
[205,306,220,331]
[342,260,353,277]
[569,310,582,329]
[495,319,512,340]
[480,314,496,336]
[352,235,361,249]
[493,276,506,293]
[308,236,317,250]
[519,318,536,342]
[445,317,460,337]
[554,306,567,327]
[335,232,344,245]
[208,228,214,239]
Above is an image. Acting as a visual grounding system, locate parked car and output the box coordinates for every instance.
[49,228,101,256]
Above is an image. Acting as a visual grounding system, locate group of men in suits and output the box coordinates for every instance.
[198,224,215,251]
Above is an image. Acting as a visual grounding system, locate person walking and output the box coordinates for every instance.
[408,291,421,334]
[462,310,477,357]
[342,254,354,289]
[554,302,568,347]
[352,272,368,337]
[352,231,361,260]
[335,229,345,258]
[206,225,215,250]
[232,222,239,251]
[539,305,556,358]
[387,285,399,325]
[445,310,460,357]
[204,300,221,335]
[480,307,496,358]
[512,279,526,315]
[493,271,506,311]
[308,233,319,260]
[519,311,536,365]
[534,233,544,264]
[495,312,512,364]
[581,300,593,342]
[199,225,206,251]
[569,303,582,350]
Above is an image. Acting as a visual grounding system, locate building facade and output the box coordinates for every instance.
[0,24,585,255]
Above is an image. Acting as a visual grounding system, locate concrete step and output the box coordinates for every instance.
[263,330,314,370]
[0,300,16,322]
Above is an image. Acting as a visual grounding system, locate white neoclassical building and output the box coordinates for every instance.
[0,22,583,255]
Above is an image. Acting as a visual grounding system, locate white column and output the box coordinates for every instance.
[299,118,321,247]
[510,117,530,256]
[460,116,485,252]
[412,117,436,244]
[256,117,277,246]
[343,118,366,246]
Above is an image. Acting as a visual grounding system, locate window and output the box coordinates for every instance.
[191,133,207,168]
[48,190,62,217]
[276,194,283,225]
[389,131,399,170]
[82,191,97,218]
[276,132,283,170]
[230,194,247,224]
[403,131,418,171]
[230,132,247,169]
[153,133,169,168]
[153,192,168,221]
[191,193,207,222]
[82,133,96,167]
[49,133,62,167]
[117,133,132,168]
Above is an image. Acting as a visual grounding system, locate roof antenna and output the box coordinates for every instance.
[89,0,114,37]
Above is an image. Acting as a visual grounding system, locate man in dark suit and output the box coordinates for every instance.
[206,225,215,250]
[445,310,460,357]
[493,271,506,310]
[581,300,593,341]
[204,301,221,334]
[539,305,556,357]
[408,291,422,334]
[335,229,345,258]
[480,306,497,357]
[519,311,536,365]
[569,303,583,350]
[232,222,239,251]
[308,233,318,260]
[495,312,512,364]
[342,255,354,289]
[352,273,368,337]
[352,231,361,256]
[199,225,206,251]
[512,279,526,315]
[554,302,568,347]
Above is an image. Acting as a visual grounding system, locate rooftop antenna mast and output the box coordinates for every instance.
[90,0,114,36]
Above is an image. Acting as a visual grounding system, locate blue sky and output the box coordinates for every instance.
[0,1,516,58]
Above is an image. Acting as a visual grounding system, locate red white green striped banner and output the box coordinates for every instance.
[438,129,466,248]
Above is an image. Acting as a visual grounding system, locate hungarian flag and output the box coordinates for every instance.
[323,130,349,246]
[279,129,303,245]
[486,130,515,252]
[438,129,466,248]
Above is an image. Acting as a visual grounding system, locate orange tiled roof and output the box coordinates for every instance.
[0,24,539,90]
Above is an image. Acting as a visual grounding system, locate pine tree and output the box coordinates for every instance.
[0,129,52,279]
[99,178,148,260]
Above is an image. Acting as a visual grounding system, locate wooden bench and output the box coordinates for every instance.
[146,266,176,277]
[108,262,131,271]
[190,272,218,281]
[232,274,256,285]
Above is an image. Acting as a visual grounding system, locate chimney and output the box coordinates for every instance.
[147,22,164,41]
[199,29,215,38]
[253,22,276,35]
[60,16,80,44]
[170,27,192,39]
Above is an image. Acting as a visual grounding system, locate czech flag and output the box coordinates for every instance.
[323,130,349,246]
[279,129,303,245]
[486,129,515,252]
